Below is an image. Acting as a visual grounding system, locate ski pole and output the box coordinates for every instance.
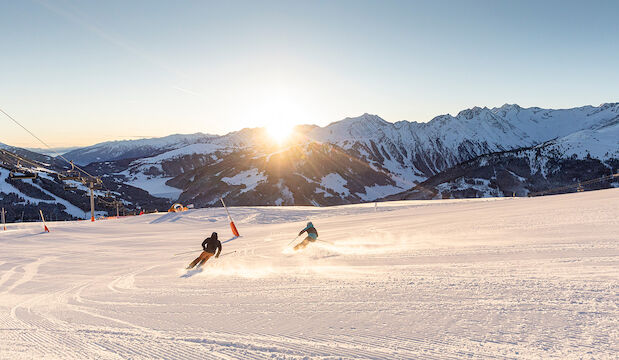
[219,250,237,258]
[287,235,300,246]
[173,249,202,256]
[176,249,239,257]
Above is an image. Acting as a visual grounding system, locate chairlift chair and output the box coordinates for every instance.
[101,191,115,202]
[10,159,39,179]
[58,161,81,180]
[0,161,14,171]
[9,170,37,180]
[58,173,80,181]
[97,198,117,207]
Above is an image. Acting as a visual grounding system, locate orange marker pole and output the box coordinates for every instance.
[220,197,240,237]
[39,209,50,233]
[89,184,95,222]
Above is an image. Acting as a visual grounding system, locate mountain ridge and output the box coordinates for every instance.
[1,102,617,218]
[48,102,619,167]
[87,102,618,207]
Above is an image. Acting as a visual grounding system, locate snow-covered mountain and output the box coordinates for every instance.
[3,102,617,212]
[63,133,219,165]
[23,146,81,156]
[77,103,619,206]
[0,142,55,164]
[0,144,171,221]
[307,103,619,184]
[388,119,619,200]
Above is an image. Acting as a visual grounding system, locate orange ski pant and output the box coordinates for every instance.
[188,251,215,269]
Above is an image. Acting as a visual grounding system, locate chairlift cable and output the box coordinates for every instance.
[0,106,115,192]
[1,107,101,182]
[0,107,127,217]
[0,148,48,170]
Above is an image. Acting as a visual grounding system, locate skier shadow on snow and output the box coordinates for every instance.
[149,212,217,224]
[149,213,180,224]
[180,267,203,278]
[313,253,339,260]
[221,236,239,244]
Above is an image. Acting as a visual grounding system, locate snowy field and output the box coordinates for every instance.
[0,190,617,359]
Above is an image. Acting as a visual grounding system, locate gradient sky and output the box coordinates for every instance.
[1,0,618,147]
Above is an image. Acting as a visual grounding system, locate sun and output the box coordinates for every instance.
[266,123,294,144]
[236,83,309,145]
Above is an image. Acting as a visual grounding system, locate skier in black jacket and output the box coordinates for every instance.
[186,232,222,269]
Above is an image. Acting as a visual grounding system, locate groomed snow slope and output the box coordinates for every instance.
[0,190,617,359]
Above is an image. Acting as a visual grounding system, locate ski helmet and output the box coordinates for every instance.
[307,221,313,228]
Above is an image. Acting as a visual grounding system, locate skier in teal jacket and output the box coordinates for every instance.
[294,222,318,251]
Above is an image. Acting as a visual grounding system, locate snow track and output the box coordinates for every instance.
[0,190,617,359]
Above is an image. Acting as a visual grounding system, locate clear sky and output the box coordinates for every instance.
[1,0,618,147]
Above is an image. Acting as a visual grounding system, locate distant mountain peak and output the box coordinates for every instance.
[599,102,619,110]
[496,103,521,110]
[327,113,388,127]
[456,106,490,120]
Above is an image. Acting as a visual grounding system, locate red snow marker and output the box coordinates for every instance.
[220,197,240,237]
[39,209,50,233]
[230,221,240,237]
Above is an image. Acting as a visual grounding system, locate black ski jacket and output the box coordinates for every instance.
[202,232,222,256]
[299,225,318,239]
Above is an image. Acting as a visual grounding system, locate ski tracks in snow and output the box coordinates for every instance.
[0,190,617,358]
